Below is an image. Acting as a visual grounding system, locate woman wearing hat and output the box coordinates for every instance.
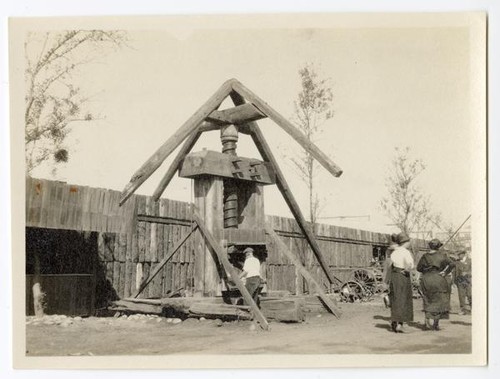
[382,233,399,308]
[383,234,399,285]
[388,233,415,333]
[417,239,456,330]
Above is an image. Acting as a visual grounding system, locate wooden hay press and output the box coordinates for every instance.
[119,79,345,330]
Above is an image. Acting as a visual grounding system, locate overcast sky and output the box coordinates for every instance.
[26,17,475,234]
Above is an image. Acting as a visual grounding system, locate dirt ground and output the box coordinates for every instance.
[25,294,471,356]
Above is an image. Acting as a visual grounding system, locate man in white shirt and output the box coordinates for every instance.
[239,247,262,306]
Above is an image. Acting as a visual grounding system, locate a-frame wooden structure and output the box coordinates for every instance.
[120,79,344,330]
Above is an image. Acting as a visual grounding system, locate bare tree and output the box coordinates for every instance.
[380,147,440,236]
[25,30,127,316]
[290,64,334,227]
[25,30,127,174]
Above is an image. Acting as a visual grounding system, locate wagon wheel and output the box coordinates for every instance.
[371,267,387,293]
[351,269,377,294]
[340,281,369,302]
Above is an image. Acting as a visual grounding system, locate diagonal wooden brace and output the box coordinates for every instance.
[120,80,234,205]
[229,91,341,286]
[265,224,342,318]
[230,81,343,177]
[133,225,198,298]
[152,128,202,201]
[191,209,269,330]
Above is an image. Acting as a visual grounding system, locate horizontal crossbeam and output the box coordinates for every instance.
[206,103,266,125]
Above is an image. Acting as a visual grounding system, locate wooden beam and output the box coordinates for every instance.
[152,119,224,201]
[191,209,269,330]
[251,125,341,286]
[206,103,266,125]
[230,81,343,178]
[193,178,223,296]
[151,128,202,201]
[198,121,221,133]
[259,297,305,322]
[133,225,197,298]
[110,300,163,315]
[188,302,252,320]
[237,124,252,135]
[178,150,276,185]
[229,91,341,286]
[136,214,192,227]
[265,225,342,318]
[119,80,234,206]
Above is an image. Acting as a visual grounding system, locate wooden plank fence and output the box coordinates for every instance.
[25,177,428,306]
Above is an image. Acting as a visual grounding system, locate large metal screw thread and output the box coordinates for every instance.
[221,125,239,229]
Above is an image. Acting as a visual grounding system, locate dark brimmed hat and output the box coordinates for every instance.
[397,233,410,244]
[243,247,254,255]
[390,233,398,243]
[428,239,443,250]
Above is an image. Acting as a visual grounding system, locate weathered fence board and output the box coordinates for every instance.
[26,274,94,316]
[25,177,421,303]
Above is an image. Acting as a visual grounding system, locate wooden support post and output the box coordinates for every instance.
[192,209,269,330]
[265,225,342,318]
[230,81,343,177]
[229,91,341,286]
[193,178,223,297]
[120,80,234,205]
[133,226,197,298]
[152,128,202,201]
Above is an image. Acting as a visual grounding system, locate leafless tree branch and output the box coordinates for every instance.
[25,30,128,173]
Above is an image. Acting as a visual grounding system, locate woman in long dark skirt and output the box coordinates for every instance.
[417,239,455,331]
[388,233,415,333]
[382,233,398,308]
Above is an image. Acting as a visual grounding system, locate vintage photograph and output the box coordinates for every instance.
[9,12,487,368]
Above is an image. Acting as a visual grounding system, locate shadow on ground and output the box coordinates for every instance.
[450,320,472,326]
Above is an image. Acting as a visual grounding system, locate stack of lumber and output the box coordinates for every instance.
[110,296,306,323]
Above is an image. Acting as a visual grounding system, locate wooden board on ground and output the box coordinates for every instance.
[298,294,341,314]
[111,296,305,323]
[188,302,252,320]
[188,298,305,322]
[110,300,163,315]
[260,298,305,322]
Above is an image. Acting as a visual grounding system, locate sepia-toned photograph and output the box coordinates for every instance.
[9,11,487,369]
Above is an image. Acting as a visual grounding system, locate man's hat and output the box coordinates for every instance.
[397,233,410,244]
[428,238,443,250]
[243,247,254,255]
